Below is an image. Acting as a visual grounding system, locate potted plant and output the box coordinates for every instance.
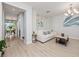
[0,40,6,57]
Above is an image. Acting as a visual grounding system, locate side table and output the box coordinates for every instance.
[32,33,37,43]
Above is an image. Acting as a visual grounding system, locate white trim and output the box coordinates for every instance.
[69,36,79,40]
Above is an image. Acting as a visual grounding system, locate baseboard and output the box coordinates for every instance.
[69,37,79,40]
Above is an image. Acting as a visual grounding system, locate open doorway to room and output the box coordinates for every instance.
[2,3,25,42]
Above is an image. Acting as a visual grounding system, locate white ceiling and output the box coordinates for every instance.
[3,2,79,20]
[26,2,79,16]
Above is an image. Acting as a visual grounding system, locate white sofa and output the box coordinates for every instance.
[37,30,57,43]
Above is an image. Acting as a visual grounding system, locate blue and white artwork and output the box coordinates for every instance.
[64,15,79,27]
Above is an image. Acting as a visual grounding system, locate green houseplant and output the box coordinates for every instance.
[0,40,6,57]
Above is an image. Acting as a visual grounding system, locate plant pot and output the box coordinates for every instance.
[0,51,2,57]
[1,48,6,57]
[0,48,6,57]
[1,51,4,57]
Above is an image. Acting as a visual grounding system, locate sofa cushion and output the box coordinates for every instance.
[37,30,43,35]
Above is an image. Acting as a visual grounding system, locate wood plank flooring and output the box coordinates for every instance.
[4,38,79,57]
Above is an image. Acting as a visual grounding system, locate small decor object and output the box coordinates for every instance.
[61,33,64,37]
[0,40,7,57]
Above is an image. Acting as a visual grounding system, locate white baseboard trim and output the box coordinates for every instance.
[69,37,79,40]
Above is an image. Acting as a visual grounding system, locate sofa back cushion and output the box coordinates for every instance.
[37,29,53,35]
[37,30,43,35]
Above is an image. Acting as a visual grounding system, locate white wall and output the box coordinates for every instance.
[52,14,79,40]
[17,13,24,39]
[32,10,53,33]
[32,10,37,32]
[5,2,32,44]
[36,15,53,31]
[0,3,3,41]
[16,18,19,38]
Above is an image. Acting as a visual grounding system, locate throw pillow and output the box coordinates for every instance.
[43,32,48,35]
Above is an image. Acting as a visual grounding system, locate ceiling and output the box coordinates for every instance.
[3,2,79,20]
[26,2,79,16]
[3,3,25,20]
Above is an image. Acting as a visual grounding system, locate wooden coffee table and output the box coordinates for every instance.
[55,36,69,46]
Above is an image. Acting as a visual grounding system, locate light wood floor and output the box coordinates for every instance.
[4,38,79,57]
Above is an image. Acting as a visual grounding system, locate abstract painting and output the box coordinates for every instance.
[64,15,79,27]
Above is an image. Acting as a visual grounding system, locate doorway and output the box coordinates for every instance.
[2,3,25,42]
